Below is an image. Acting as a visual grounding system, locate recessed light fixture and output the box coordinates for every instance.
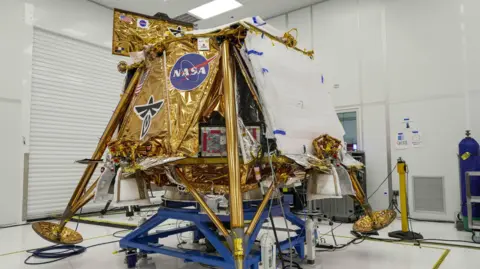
[189,0,243,20]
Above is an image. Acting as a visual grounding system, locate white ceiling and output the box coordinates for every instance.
[91,0,328,28]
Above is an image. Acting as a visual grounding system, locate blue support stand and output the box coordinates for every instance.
[120,196,305,269]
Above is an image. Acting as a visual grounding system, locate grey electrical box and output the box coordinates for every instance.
[314,151,366,223]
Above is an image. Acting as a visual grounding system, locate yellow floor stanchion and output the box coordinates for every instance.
[388,157,424,240]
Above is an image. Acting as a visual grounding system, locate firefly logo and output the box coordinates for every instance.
[170,53,217,91]
[134,95,164,140]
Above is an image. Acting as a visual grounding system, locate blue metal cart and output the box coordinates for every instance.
[120,196,306,269]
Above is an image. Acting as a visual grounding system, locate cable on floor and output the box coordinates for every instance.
[316,231,365,252]
[24,240,119,265]
[24,207,121,265]
[279,251,303,269]
[112,229,131,238]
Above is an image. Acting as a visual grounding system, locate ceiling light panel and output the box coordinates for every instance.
[188,0,243,20]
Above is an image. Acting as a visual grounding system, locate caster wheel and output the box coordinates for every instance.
[472,232,480,244]
[125,250,137,268]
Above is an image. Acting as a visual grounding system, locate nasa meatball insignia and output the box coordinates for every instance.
[170,53,217,91]
[137,18,149,29]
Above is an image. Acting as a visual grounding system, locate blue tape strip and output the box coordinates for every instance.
[273,130,286,136]
[247,50,264,56]
[252,17,267,26]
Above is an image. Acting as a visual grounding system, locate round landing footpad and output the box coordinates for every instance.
[32,222,83,245]
[353,209,397,233]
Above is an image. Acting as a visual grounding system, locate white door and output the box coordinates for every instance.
[27,28,124,219]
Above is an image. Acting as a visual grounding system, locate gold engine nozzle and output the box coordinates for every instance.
[353,209,397,233]
[32,222,83,245]
[349,170,397,233]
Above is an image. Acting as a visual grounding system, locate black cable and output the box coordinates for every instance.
[177,242,193,250]
[24,240,119,265]
[24,206,120,265]
[316,231,364,252]
[0,223,30,229]
[113,229,131,238]
[417,238,480,244]
[363,233,480,248]
[279,251,303,269]
[75,207,83,232]
[367,164,397,200]
[269,213,286,269]
[331,224,338,246]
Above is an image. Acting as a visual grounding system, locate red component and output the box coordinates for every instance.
[202,132,207,152]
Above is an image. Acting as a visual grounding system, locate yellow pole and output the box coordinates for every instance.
[221,40,244,269]
[397,159,409,232]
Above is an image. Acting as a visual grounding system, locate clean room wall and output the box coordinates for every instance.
[287,7,313,51]
[0,0,115,225]
[27,0,114,48]
[269,0,478,220]
[22,0,116,153]
[267,15,287,32]
[0,0,30,226]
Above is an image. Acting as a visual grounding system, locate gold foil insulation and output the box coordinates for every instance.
[109,39,221,160]
[112,9,193,57]
[313,134,342,159]
[141,162,296,195]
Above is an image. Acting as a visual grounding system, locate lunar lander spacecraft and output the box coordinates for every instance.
[32,9,396,269]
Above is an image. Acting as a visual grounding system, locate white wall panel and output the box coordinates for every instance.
[0,0,33,225]
[362,104,389,210]
[389,97,465,220]
[27,28,124,218]
[27,0,114,48]
[463,0,480,94]
[287,7,313,50]
[265,0,479,216]
[468,91,480,137]
[312,0,361,107]
[385,0,464,103]
[267,15,287,32]
[0,1,31,102]
[0,101,23,225]
[358,0,386,104]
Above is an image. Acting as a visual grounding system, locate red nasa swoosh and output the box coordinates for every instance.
[177,55,218,83]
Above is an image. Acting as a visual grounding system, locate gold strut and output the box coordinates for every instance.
[57,67,144,232]
[222,40,245,269]
[245,183,276,235]
[175,168,229,237]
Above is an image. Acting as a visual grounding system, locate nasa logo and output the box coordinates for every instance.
[137,18,149,29]
[170,53,217,91]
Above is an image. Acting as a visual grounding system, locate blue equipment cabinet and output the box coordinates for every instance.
[119,195,306,269]
[459,131,480,229]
